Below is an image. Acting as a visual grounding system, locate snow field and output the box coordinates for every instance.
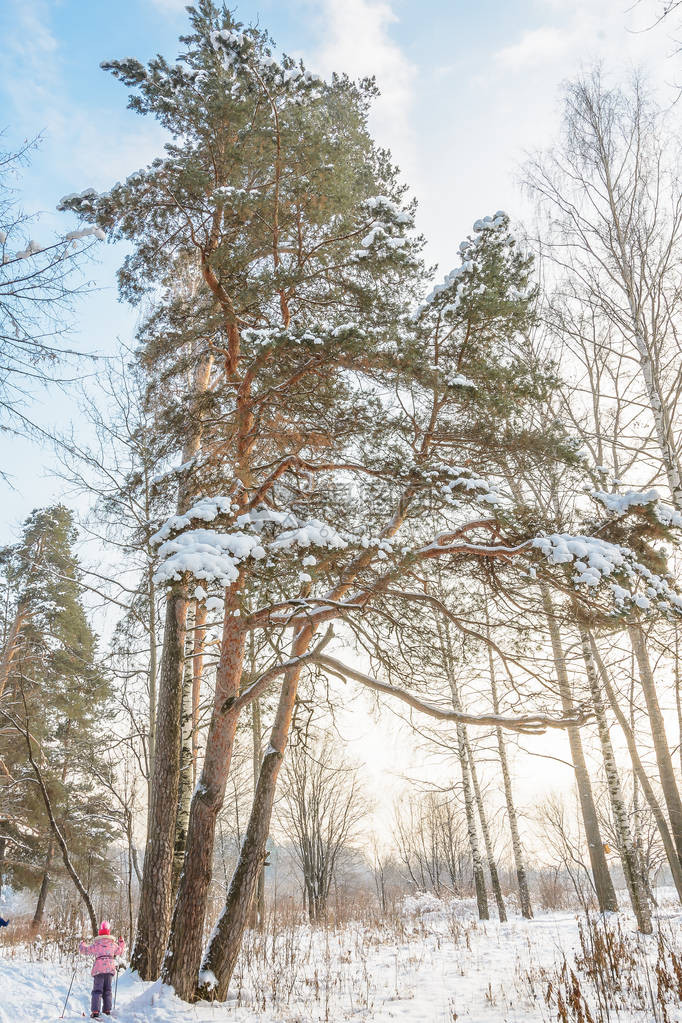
[3,896,682,1022]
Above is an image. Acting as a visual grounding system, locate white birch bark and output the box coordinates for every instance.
[579,627,652,932]
[540,583,618,912]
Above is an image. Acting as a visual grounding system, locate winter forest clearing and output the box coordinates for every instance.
[3,898,682,1023]
[5,1,682,1021]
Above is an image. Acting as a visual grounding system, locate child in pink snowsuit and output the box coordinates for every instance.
[79,921,125,1019]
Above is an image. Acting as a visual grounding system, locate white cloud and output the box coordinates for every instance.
[493,0,668,77]
[307,0,418,181]
[495,26,571,70]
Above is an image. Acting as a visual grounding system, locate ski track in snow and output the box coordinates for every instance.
[2,904,681,1023]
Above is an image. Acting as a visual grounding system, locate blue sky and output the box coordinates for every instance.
[0,0,678,539]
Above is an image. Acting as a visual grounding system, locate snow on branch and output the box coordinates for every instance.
[312,653,585,735]
[591,488,682,529]
[531,533,682,613]
[150,498,347,587]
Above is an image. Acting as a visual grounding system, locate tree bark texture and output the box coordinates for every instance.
[172,616,196,902]
[628,622,682,869]
[488,649,533,919]
[580,628,652,932]
[197,626,312,1001]
[465,739,507,922]
[590,635,682,903]
[161,608,245,999]
[131,350,213,979]
[131,586,189,978]
[540,585,617,913]
[31,838,54,932]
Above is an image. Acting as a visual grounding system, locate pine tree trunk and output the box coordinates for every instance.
[161,609,245,1000]
[579,627,652,932]
[465,739,507,922]
[31,839,54,932]
[489,651,533,919]
[629,621,682,869]
[0,604,27,702]
[590,635,682,902]
[198,626,312,1002]
[540,585,618,912]
[172,619,195,901]
[131,584,189,978]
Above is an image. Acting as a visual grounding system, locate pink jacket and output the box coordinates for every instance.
[79,934,125,976]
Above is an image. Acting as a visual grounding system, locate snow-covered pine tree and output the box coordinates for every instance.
[0,506,111,928]
[59,0,423,983]
[59,5,682,998]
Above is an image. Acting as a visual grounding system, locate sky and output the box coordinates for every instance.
[1,0,682,846]
[0,0,678,533]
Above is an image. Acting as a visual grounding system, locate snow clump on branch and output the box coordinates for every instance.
[532,533,682,614]
[592,488,682,529]
[151,498,347,588]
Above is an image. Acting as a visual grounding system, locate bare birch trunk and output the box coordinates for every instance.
[132,350,213,980]
[590,635,682,902]
[488,649,533,919]
[465,739,507,922]
[540,584,617,912]
[192,602,207,789]
[172,616,195,901]
[438,618,489,920]
[628,621,682,869]
[455,721,489,921]
[579,627,652,932]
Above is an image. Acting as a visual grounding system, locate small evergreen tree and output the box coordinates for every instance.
[0,505,113,924]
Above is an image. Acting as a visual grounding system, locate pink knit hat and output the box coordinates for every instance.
[98,920,111,935]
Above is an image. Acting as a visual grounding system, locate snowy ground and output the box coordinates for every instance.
[2,895,682,1023]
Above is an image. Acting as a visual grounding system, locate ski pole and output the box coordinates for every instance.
[60,965,77,1019]
[114,962,123,1009]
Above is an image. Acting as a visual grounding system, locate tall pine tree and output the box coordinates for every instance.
[0,506,112,926]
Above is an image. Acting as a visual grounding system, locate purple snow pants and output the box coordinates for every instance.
[91,972,113,1015]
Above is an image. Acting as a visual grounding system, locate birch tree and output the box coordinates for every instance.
[526,70,682,508]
